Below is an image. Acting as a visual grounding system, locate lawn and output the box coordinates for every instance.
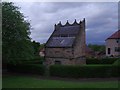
[2,75,119,88]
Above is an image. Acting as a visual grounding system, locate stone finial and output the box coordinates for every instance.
[74,19,77,23]
[66,20,69,24]
[73,19,78,25]
[83,18,85,22]
[65,20,70,26]
[57,21,62,26]
[80,21,82,24]
[54,24,56,29]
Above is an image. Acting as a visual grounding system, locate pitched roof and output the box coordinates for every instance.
[53,25,80,37]
[45,19,85,48]
[107,30,120,40]
[46,37,75,47]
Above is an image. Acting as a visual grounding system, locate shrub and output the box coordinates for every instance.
[86,58,118,64]
[21,60,43,64]
[7,63,45,75]
[21,57,45,64]
[111,65,120,77]
[50,65,119,78]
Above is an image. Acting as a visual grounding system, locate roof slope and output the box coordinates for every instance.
[45,19,84,48]
[52,25,80,37]
[46,37,75,47]
[107,30,120,40]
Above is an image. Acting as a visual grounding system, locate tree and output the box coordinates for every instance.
[32,40,40,57]
[88,44,105,52]
[2,2,34,64]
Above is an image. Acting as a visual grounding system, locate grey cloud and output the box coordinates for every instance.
[15,2,118,44]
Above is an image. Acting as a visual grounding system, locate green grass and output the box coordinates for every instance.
[0,76,2,89]
[113,59,120,66]
[3,75,119,88]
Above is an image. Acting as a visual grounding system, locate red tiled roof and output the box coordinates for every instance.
[107,30,120,40]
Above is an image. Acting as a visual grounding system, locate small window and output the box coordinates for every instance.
[116,39,120,43]
[115,47,120,52]
[69,34,75,37]
[108,48,111,54]
[61,34,68,37]
[53,35,60,37]
[55,61,61,65]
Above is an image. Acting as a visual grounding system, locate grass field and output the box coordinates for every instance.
[2,75,119,88]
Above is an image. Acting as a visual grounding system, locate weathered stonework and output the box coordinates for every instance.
[45,19,86,66]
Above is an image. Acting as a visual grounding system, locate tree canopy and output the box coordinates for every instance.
[88,44,105,52]
[2,2,34,63]
[32,40,40,57]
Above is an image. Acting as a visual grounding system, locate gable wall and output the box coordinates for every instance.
[106,39,120,56]
[73,20,86,58]
[45,47,74,58]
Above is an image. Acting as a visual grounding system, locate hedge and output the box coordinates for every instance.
[21,60,43,64]
[50,65,120,78]
[7,64,45,75]
[86,58,118,64]
[113,59,120,66]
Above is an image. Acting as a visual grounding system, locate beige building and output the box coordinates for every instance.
[45,19,86,65]
[105,30,120,57]
[39,48,45,57]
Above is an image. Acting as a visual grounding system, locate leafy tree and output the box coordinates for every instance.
[0,3,2,62]
[32,40,40,57]
[39,43,45,50]
[88,44,105,52]
[2,2,34,64]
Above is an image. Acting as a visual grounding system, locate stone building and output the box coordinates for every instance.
[45,19,86,65]
[105,30,120,57]
[39,48,45,57]
[85,46,95,58]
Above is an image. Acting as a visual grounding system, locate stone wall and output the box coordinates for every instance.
[45,48,74,58]
[45,57,86,66]
[106,39,120,56]
[74,19,86,59]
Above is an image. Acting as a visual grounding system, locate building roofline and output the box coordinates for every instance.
[106,30,120,41]
[45,18,85,48]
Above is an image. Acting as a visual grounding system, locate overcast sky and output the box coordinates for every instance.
[14,2,118,45]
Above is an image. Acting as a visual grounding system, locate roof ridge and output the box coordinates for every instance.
[106,30,120,40]
[56,19,83,27]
